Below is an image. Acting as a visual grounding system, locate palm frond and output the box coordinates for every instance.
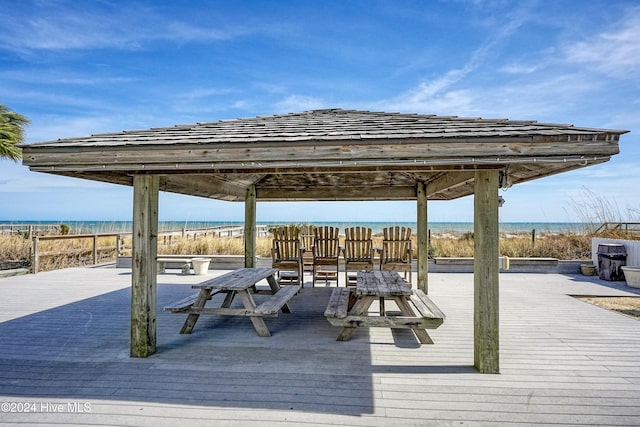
[0,104,29,161]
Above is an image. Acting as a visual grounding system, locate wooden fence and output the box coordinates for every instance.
[593,222,640,235]
[29,225,271,273]
[1,224,61,238]
[157,225,270,242]
[31,234,120,274]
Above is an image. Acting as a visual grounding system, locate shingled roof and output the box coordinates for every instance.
[21,109,628,201]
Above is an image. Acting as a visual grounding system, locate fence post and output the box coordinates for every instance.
[93,235,98,265]
[31,236,39,274]
[531,229,536,248]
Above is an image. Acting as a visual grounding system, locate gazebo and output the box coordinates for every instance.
[21,109,627,373]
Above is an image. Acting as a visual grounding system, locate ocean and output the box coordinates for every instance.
[0,220,588,235]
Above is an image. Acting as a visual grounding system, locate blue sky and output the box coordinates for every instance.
[1,0,638,223]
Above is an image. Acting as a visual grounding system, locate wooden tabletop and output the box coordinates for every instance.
[356,271,412,297]
[191,267,277,291]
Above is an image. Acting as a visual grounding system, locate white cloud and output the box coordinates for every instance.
[0,69,135,86]
[0,160,111,193]
[274,95,328,113]
[564,7,640,78]
[379,3,536,116]
[0,3,248,53]
[499,63,542,75]
[0,85,110,112]
[231,100,250,110]
[165,21,248,43]
[171,87,238,114]
[571,161,640,184]
[179,87,236,101]
[381,87,474,116]
[384,62,477,115]
[24,116,137,143]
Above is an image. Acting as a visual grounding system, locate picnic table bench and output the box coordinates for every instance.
[324,271,445,344]
[164,267,300,337]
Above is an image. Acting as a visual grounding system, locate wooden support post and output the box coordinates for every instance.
[244,184,257,268]
[116,235,122,257]
[417,181,428,293]
[474,170,500,373]
[531,229,536,247]
[92,235,98,265]
[31,236,39,274]
[131,175,159,358]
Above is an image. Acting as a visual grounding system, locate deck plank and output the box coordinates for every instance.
[0,266,639,425]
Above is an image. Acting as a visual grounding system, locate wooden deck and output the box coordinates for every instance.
[0,265,639,425]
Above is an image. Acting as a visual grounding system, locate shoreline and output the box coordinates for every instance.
[0,220,590,236]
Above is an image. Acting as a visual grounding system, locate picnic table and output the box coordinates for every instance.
[324,271,445,344]
[164,267,300,337]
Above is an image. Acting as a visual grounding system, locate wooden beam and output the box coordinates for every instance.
[244,184,256,268]
[21,139,620,169]
[427,171,475,197]
[160,174,249,200]
[473,170,500,373]
[256,186,418,201]
[28,161,515,175]
[417,181,428,293]
[25,155,613,205]
[131,175,159,358]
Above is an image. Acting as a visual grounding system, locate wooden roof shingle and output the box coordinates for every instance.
[21,109,628,202]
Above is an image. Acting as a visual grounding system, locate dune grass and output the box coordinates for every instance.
[0,234,30,269]
[144,230,598,259]
[1,227,637,273]
[0,234,118,272]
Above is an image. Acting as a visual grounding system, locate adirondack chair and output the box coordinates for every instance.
[299,226,316,277]
[343,226,374,286]
[379,226,413,284]
[271,226,303,285]
[312,226,340,286]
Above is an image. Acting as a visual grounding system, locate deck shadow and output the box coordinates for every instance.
[567,273,640,295]
[0,285,457,416]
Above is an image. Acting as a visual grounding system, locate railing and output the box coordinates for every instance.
[159,225,270,242]
[29,225,272,273]
[31,234,120,274]
[0,224,61,238]
[593,222,640,235]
